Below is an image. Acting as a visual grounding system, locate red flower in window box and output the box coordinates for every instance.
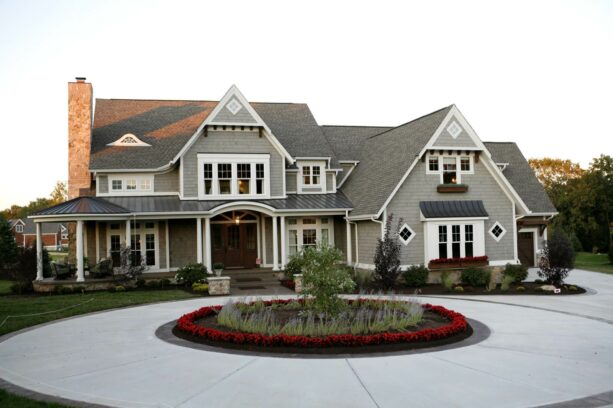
[428,255,488,269]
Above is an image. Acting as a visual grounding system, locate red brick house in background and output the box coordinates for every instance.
[9,219,67,250]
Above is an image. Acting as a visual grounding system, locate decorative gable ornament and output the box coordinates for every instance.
[225,98,242,115]
[446,121,462,139]
[107,133,151,147]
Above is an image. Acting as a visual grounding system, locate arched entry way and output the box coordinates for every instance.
[210,210,260,268]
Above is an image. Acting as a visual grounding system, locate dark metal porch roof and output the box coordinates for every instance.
[419,200,488,218]
[31,196,130,216]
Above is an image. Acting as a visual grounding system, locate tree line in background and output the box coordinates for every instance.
[1,181,67,220]
[529,155,612,254]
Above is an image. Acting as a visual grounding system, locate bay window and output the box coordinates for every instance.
[435,223,482,260]
[197,154,270,199]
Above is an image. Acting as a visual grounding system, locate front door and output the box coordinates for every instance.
[518,232,535,267]
[211,223,257,268]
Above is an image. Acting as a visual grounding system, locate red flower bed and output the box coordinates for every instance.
[176,299,468,348]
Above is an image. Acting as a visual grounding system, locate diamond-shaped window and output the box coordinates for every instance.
[489,222,506,242]
[447,121,462,139]
[398,224,415,245]
[226,98,242,115]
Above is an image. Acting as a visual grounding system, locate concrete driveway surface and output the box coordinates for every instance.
[0,268,612,408]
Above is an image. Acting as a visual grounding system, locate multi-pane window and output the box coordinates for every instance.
[320,229,329,246]
[218,163,232,195]
[287,217,334,254]
[126,179,137,190]
[289,230,298,256]
[131,234,141,266]
[302,229,317,248]
[15,225,23,233]
[303,218,316,225]
[451,225,461,258]
[302,165,321,185]
[429,156,439,171]
[237,163,251,194]
[140,179,151,190]
[203,163,213,195]
[465,225,474,257]
[109,176,153,193]
[443,157,457,184]
[460,157,471,171]
[489,222,506,241]
[145,234,155,266]
[112,180,122,190]
[438,226,448,259]
[256,163,264,195]
[399,224,415,245]
[110,235,121,266]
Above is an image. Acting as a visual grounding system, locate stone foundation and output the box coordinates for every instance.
[426,265,505,284]
[207,276,231,295]
[32,278,132,293]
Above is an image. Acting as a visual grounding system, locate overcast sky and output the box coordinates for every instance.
[0,0,611,210]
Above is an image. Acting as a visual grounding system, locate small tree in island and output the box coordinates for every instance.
[538,229,575,286]
[373,214,402,289]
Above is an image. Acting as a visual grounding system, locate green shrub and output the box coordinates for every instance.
[284,255,304,278]
[136,278,146,288]
[454,285,464,292]
[192,282,209,294]
[441,271,454,291]
[500,274,515,291]
[568,285,578,291]
[461,268,490,287]
[516,286,526,292]
[175,263,207,287]
[10,282,30,295]
[55,285,73,295]
[570,233,583,252]
[351,268,374,289]
[534,278,544,284]
[402,265,429,287]
[145,280,160,289]
[114,285,126,292]
[301,245,355,316]
[159,278,171,288]
[503,263,529,283]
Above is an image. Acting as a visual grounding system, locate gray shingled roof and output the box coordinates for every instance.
[90,100,341,170]
[420,200,488,218]
[340,106,453,216]
[18,219,65,234]
[321,126,392,161]
[484,142,556,214]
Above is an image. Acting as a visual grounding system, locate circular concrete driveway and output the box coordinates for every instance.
[1,269,612,408]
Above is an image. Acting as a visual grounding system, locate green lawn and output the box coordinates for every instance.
[0,389,68,407]
[0,280,13,295]
[575,252,613,275]
[0,289,198,336]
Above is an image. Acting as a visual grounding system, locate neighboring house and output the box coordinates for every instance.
[29,78,556,281]
[9,218,67,250]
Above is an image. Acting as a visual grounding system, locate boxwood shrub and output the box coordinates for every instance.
[503,263,528,283]
[402,265,429,287]
[460,267,490,287]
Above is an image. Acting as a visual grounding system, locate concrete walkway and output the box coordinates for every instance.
[0,269,612,408]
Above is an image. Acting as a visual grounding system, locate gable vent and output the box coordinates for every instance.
[446,121,462,139]
[107,133,151,147]
[226,98,242,115]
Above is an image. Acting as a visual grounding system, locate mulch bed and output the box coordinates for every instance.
[174,299,471,355]
[367,281,586,296]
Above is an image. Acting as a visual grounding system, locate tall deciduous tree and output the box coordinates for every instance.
[49,181,68,205]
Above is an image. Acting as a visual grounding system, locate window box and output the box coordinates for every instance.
[437,184,468,193]
[428,255,488,270]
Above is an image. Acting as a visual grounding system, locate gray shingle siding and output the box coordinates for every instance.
[326,173,335,192]
[357,221,380,265]
[159,221,167,269]
[169,219,197,268]
[181,129,284,198]
[98,176,108,193]
[154,167,180,193]
[387,160,515,264]
[431,116,477,148]
[286,172,297,192]
[334,216,347,257]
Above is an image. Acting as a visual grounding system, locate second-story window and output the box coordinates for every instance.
[429,156,439,171]
[218,163,232,195]
[303,165,321,185]
[256,163,264,194]
[15,225,23,233]
[443,157,457,184]
[112,180,123,190]
[107,175,153,194]
[203,164,213,195]
[126,179,137,190]
[237,163,251,195]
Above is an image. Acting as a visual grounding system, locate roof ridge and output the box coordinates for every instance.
[367,105,453,140]
[483,141,517,144]
[321,125,393,129]
[95,98,309,105]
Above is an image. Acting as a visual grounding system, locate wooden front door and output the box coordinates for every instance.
[518,232,535,267]
[211,223,257,268]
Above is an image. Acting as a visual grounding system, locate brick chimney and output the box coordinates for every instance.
[68,77,93,199]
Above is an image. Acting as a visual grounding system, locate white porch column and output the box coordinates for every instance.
[272,215,279,271]
[346,219,353,266]
[196,217,203,264]
[35,223,43,281]
[204,217,212,272]
[95,222,100,263]
[256,214,262,261]
[280,216,287,269]
[125,220,131,247]
[76,220,85,282]
[261,215,267,265]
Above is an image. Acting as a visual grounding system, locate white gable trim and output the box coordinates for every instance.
[172,85,294,166]
[375,105,531,218]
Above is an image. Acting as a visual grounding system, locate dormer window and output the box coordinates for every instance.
[442,157,457,184]
[107,133,151,147]
[15,225,23,233]
[197,154,270,199]
[108,175,153,194]
[303,165,321,185]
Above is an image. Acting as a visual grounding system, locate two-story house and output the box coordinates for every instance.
[29,78,556,282]
[9,219,67,250]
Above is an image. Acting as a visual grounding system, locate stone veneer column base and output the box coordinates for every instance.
[207,277,231,295]
[293,274,303,293]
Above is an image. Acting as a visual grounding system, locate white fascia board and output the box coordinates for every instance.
[338,160,360,164]
[420,215,489,222]
[91,165,173,175]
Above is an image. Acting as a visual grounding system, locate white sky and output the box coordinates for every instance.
[0,0,612,210]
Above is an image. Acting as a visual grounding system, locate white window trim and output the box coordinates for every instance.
[106,221,160,270]
[424,220,485,264]
[197,153,270,200]
[297,161,327,193]
[398,223,416,246]
[286,217,334,256]
[15,225,23,233]
[446,121,463,139]
[489,221,507,242]
[425,153,474,184]
[107,174,154,195]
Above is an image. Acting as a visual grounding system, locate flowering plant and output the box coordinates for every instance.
[176,299,467,348]
[428,256,489,265]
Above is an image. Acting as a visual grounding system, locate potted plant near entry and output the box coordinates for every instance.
[213,263,225,277]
